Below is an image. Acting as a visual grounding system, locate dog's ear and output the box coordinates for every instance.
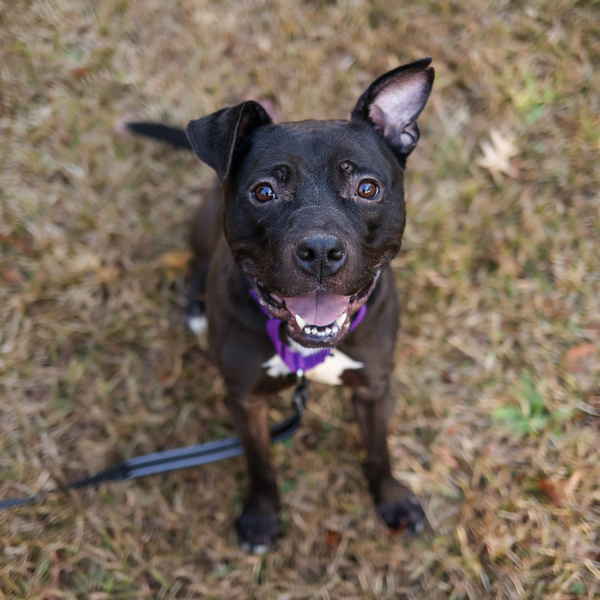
[186,101,273,182]
[351,57,434,161]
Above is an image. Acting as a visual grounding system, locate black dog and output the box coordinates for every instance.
[128,57,434,552]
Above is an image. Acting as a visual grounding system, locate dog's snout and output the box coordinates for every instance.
[294,233,347,278]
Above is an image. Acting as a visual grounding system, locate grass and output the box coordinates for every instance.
[1,0,599,598]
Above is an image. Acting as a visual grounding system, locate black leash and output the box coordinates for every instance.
[0,375,309,510]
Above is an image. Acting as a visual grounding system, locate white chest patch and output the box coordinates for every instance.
[262,350,364,386]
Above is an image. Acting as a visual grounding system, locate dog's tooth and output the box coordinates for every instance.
[332,325,339,334]
[295,314,306,330]
[311,328,319,335]
[325,327,332,335]
[336,313,347,327]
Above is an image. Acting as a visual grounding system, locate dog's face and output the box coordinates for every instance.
[187,59,434,348]
[222,120,405,348]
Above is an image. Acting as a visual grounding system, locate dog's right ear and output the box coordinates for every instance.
[186,101,273,182]
[351,58,434,162]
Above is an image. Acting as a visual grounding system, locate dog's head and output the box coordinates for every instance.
[187,58,434,348]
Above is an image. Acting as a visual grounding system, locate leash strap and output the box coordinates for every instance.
[2,286,367,510]
[0,376,309,511]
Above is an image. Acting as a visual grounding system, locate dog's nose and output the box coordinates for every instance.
[294,234,347,278]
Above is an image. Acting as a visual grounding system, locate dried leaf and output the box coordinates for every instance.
[564,343,598,372]
[441,369,459,383]
[536,478,565,507]
[73,66,90,79]
[95,265,120,284]
[438,446,459,468]
[425,269,451,290]
[478,129,519,182]
[1,268,25,286]
[325,528,341,547]
[400,345,415,359]
[156,250,192,271]
[0,234,32,255]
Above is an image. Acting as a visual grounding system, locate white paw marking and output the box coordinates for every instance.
[251,544,269,555]
[241,542,270,555]
[187,315,207,336]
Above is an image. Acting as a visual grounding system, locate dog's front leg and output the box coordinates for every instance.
[225,392,280,552]
[352,383,425,533]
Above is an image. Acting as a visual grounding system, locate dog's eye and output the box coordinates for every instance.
[356,180,379,200]
[253,184,277,202]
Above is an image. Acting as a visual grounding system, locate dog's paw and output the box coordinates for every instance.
[187,314,207,337]
[378,492,426,534]
[373,477,426,534]
[236,505,279,553]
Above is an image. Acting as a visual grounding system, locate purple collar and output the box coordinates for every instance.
[249,289,366,374]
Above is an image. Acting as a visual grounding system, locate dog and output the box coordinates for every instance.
[127,57,434,552]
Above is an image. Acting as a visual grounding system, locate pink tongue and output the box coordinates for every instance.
[284,291,349,327]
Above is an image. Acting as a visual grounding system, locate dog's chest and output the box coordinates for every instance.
[262,349,364,386]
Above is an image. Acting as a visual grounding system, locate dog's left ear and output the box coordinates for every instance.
[351,57,434,161]
[186,101,273,182]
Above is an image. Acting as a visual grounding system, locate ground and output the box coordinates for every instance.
[1,1,599,598]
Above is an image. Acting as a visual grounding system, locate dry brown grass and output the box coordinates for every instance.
[1,0,599,598]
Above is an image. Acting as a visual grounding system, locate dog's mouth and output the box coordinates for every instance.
[250,271,381,348]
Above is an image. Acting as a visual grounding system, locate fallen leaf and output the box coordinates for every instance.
[95,265,120,284]
[156,250,192,271]
[325,528,341,547]
[441,369,459,383]
[59,131,73,144]
[564,343,598,372]
[425,269,451,290]
[438,446,459,468]
[0,234,32,255]
[1,269,25,286]
[400,346,415,359]
[536,478,565,507]
[478,129,519,183]
[73,66,89,79]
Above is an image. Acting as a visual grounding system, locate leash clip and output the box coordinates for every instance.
[293,369,309,416]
